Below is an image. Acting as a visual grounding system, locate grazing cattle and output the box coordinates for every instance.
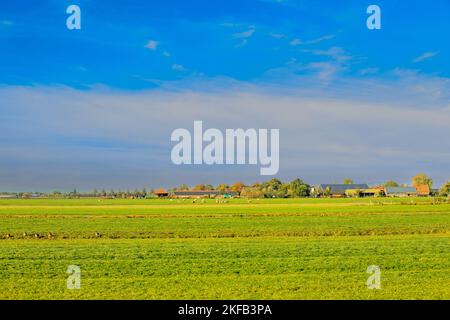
[47,232,54,240]
[95,232,101,238]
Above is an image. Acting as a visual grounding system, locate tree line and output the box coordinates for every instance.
[2,173,450,198]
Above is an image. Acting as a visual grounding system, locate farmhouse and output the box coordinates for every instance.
[173,190,236,198]
[345,188,385,198]
[314,184,369,197]
[154,188,169,198]
[0,194,18,199]
[415,184,431,196]
[384,186,417,197]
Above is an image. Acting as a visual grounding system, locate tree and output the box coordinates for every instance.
[261,178,286,198]
[439,181,450,197]
[251,182,262,188]
[412,173,433,188]
[177,184,189,191]
[52,191,62,197]
[343,178,354,185]
[384,180,399,187]
[240,187,264,199]
[216,184,229,193]
[21,192,32,199]
[231,182,245,193]
[288,178,310,197]
[193,184,206,191]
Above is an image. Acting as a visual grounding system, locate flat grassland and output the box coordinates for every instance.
[0,198,449,299]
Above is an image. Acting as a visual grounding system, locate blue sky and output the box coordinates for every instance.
[1,0,450,190]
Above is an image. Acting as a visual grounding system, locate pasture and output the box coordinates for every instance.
[0,198,449,299]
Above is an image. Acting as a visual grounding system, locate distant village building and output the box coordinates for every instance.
[313,184,369,197]
[172,190,236,198]
[415,184,431,196]
[345,187,385,198]
[384,186,417,197]
[154,188,169,198]
[0,194,18,199]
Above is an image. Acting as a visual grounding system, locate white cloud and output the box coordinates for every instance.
[233,29,255,38]
[269,32,286,39]
[359,67,379,76]
[1,69,450,188]
[172,64,186,72]
[303,47,353,62]
[290,34,335,46]
[306,34,335,44]
[0,20,13,26]
[76,66,88,72]
[144,40,158,50]
[413,51,439,63]
[221,22,243,28]
[235,39,248,48]
[163,51,171,57]
[289,38,302,46]
[306,62,344,82]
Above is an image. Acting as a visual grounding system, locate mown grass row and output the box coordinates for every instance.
[0,199,449,299]
[1,209,449,239]
[1,197,448,207]
[1,236,449,299]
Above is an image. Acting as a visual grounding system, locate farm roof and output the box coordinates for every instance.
[318,184,369,194]
[385,187,417,194]
[173,190,221,196]
[415,184,431,195]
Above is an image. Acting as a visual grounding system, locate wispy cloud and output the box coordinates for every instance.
[303,47,353,62]
[306,62,344,81]
[231,26,256,47]
[359,67,379,76]
[290,38,302,46]
[0,20,13,27]
[413,51,439,63]
[2,72,450,189]
[269,32,286,39]
[172,64,186,72]
[307,34,335,44]
[233,29,255,39]
[144,40,159,50]
[235,39,248,48]
[290,34,335,46]
[76,66,88,72]
[221,22,244,28]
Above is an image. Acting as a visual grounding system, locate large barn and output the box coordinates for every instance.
[313,184,369,197]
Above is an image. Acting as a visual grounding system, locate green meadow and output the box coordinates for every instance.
[0,198,449,299]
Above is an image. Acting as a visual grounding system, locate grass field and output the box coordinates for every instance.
[0,197,449,299]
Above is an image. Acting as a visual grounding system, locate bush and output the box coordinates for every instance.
[240,187,264,199]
